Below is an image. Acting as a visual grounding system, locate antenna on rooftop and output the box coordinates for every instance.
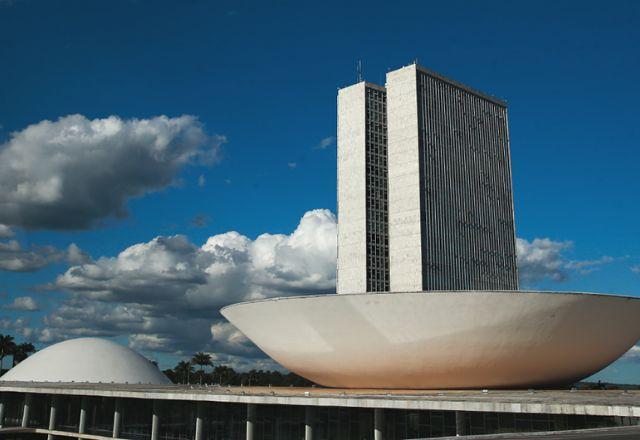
[357,59,363,83]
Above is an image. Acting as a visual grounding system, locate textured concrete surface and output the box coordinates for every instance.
[337,81,368,294]
[2,383,640,418]
[436,425,640,439]
[386,64,424,292]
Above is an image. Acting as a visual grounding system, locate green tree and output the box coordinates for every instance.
[212,365,236,386]
[12,343,36,366]
[191,352,212,384]
[0,334,17,373]
[174,360,194,384]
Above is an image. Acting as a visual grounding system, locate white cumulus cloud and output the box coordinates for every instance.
[516,238,573,283]
[0,114,224,230]
[37,209,337,357]
[0,225,13,238]
[4,296,39,312]
[0,239,89,272]
[516,237,614,285]
[622,345,640,363]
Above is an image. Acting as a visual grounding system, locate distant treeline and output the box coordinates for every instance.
[162,352,313,387]
[578,381,640,390]
[0,334,36,374]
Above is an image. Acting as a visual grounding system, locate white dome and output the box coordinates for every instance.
[0,337,170,384]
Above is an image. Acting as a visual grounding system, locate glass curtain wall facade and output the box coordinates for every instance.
[341,65,519,294]
[387,64,519,292]
[415,67,519,290]
[365,85,389,292]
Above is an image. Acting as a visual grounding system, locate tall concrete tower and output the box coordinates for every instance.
[337,81,389,294]
[337,64,518,294]
[386,64,518,291]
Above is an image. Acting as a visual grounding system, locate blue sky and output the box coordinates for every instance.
[0,0,639,382]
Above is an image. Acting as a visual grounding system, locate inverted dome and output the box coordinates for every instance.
[0,337,170,384]
[222,290,640,389]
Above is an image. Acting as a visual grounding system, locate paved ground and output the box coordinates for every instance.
[3,382,640,404]
[437,425,640,439]
[2,425,640,439]
[3,381,640,402]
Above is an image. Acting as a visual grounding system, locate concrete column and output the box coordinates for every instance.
[150,400,160,440]
[47,396,58,440]
[304,406,313,440]
[112,398,122,439]
[21,394,31,428]
[0,400,5,429]
[246,403,256,440]
[194,402,205,440]
[374,408,384,440]
[78,397,88,435]
[455,411,467,436]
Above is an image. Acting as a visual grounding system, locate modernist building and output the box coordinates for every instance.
[337,64,518,293]
[2,338,640,440]
[224,63,640,392]
[2,382,640,440]
[3,63,640,440]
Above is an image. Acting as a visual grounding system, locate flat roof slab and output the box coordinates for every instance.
[437,425,640,439]
[2,383,640,418]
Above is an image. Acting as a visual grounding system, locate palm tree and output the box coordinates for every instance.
[191,352,212,384]
[0,334,16,373]
[174,360,194,384]
[211,365,231,385]
[12,343,36,366]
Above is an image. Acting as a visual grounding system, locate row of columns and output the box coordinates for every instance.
[14,394,119,439]
[5,394,469,440]
[244,404,315,440]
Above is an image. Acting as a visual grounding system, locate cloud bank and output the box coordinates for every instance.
[0,239,89,272]
[34,210,337,359]
[6,209,616,368]
[4,296,39,312]
[622,345,640,363]
[516,237,613,285]
[0,114,224,230]
[0,225,13,238]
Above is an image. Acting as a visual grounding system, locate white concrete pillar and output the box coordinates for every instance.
[151,400,160,440]
[304,406,313,440]
[0,400,5,429]
[47,396,58,440]
[246,403,256,440]
[374,408,384,440]
[194,402,205,440]
[455,411,467,436]
[21,394,31,428]
[112,399,122,438]
[78,397,88,435]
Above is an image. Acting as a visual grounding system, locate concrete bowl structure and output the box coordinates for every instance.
[0,337,170,384]
[221,291,640,389]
